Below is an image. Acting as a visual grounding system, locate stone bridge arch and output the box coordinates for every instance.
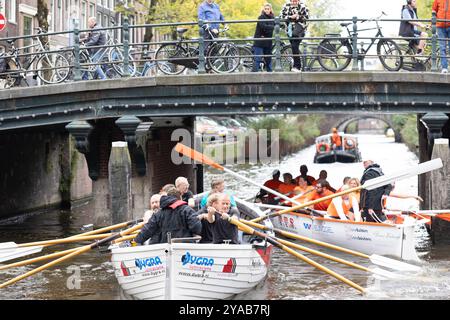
[335,115,402,142]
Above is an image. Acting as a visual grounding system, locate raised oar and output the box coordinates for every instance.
[0,219,142,263]
[0,222,144,289]
[250,158,443,223]
[174,143,303,206]
[241,219,421,272]
[229,217,366,293]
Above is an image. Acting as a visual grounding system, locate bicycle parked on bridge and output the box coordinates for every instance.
[317,12,402,71]
[0,28,70,88]
[154,26,240,75]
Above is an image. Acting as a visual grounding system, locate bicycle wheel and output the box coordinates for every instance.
[207,42,240,74]
[36,53,70,84]
[236,45,254,72]
[279,45,293,71]
[109,48,137,77]
[154,44,187,75]
[317,38,352,71]
[143,62,158,77]
[377,39,402,71]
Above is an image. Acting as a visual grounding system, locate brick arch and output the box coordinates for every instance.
[335,115,402,143]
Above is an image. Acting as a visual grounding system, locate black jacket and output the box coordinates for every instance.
[399,5,417,37]
[360,164,393,211]
[196,207,214,243]
[84,24,106,54]
[135,195,202,244]
[253,13,275,48]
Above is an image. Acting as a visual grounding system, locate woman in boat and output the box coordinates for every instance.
[326,185,361,221]
[290,176,315,207]
[348,177,361,204]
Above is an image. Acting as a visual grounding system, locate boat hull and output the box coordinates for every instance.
[270,212,420,262]
[111,242,272,300]
[314,150,359,163]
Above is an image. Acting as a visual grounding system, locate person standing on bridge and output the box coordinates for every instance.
[198,0,225,49]
[80,17,107,80]
[252,3,275,72]
[360,160,393,223]
[280,0,309,72]
[432,0,450,73]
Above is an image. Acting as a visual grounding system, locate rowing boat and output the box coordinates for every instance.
[269,210,425,262]
[109,198,274,300]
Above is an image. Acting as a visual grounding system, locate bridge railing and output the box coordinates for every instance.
[0,14,449,88]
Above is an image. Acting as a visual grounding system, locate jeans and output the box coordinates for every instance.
[82,48,106,80]
[289,39,302,69]
[252,46,272,72]
[437,27,450,70]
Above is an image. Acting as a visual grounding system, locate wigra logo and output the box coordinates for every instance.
[135,256,162,270]
[181,252,214,267]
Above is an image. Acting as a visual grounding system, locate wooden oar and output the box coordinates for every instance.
[0,231,141,272]
[0,222,144,289]
[228,217,366,293]
[275,236,398,279]
[174,143,303,206]
[0,219,142,263]
[250,158,443,223]
[241,219,421,272]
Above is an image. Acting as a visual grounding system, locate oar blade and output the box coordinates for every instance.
[174,143,224,170]
[363,159,443,190]
[369,267,403,280]
[369,254,422,272]
[0,242,18,250]
[0,245,44,263]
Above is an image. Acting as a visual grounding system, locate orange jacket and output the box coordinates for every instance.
[327,196,358,219]
[433,0,450,28]
[263,179,282,198]
[291,185,315,206]
[278,183,296,195]
[331,133,342,147]
[309,189,334,211]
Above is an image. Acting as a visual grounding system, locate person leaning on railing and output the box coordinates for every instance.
[432,0,450,73]
[252,3,275,72]
[398,0,429,55]
[280,0,309,72]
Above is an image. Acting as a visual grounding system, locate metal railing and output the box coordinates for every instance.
[0,13,449,89]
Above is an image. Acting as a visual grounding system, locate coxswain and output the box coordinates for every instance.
[331,128,342,150]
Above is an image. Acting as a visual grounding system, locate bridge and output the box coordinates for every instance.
[0,16,449,225]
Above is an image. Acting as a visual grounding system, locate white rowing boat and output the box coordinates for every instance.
[110,199,274,300]
[269,211,425,262]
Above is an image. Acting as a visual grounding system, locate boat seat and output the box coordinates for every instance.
[176,28,188,34]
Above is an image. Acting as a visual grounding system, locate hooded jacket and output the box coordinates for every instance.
[360,164,393,211]
[135,195,202,244]
[253,12,275,48]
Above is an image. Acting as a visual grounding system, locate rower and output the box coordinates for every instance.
[278,173,296,200]
[295,165,316,186]
[200,177,237,208]
[256,169,282,204]
[308,180,335,211]
[205,193,240,244]
[326,185,361,221]
[290,176,315,207]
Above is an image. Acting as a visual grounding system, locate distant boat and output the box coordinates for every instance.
[313,133,362,163]
[110,198,274,300]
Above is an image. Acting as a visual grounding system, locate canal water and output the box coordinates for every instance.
[1,134,449,300]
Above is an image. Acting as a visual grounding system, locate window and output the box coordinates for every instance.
[23,15,33,59]
[81,1,86,29]
[89,4,95,18]
[6,0,16,23]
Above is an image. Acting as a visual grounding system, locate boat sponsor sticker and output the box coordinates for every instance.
[181,251,214,271]
[118,256,165,277]
[222,258,237,273]
[302,222,334,234]
[344,226,372,241]
[277,216,296,230]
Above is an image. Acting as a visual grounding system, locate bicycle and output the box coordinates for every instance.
[154,26,240,75]
[398,31,441,72]
[317,12,402,71]
[0,28,70,88]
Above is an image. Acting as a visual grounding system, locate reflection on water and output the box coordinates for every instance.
[0,135,449,300]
